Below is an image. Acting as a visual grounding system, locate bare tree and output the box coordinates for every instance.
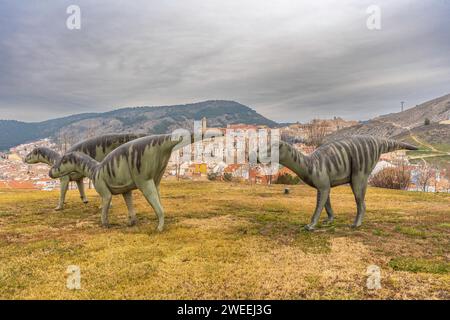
[306,120,328,147]
[433,166,439,193]
[58,131,76,153]
[443,164,450,193]
[86,126,96,140]
[417,161,434,192]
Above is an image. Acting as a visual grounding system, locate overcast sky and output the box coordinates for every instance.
[0,0,449,123]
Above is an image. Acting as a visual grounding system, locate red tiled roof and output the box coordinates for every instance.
[224,164,242,173]
[0,181,9,188]
[5,181,36,189]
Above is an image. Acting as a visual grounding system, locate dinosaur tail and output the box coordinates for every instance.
[383,139,419,152]
[396,141,419,151]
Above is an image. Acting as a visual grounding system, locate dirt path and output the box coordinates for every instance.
[380,120,450,162]
[409,134,438,152]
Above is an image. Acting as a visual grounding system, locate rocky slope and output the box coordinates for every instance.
[327,93,450,141]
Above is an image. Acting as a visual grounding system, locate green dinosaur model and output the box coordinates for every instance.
[24,134,143,210]
[278,136,418,230]
[49,134,182,231]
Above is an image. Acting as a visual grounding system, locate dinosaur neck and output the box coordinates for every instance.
[40,157,55,166]
[279,142,312,181]
[40,149,61,166]
[73,155,99,179]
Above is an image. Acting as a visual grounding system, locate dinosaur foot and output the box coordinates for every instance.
[304,224,316,231]
[322,218,334,225]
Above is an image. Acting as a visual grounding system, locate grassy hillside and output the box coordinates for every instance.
[393,125,450,166]
[0,181,449,299]
[395,124,450,150]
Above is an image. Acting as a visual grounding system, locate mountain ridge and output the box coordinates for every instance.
[0,100,277,150]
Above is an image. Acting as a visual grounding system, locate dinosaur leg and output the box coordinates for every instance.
[305,188,330,231]
[100,193,112,227]
[95,181,112,227]
[323,195,335,224]
[76,179,88,204]
[156,185,161,202]
[351,176,368,228]
[154,176,163,202]
[56,176,69,211]
[122,191,136,226]
[138,180,165,232]
[98,199,113,209]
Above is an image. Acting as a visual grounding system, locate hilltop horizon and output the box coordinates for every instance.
[3,92,450,124]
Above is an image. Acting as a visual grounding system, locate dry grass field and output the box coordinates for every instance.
[0,180,449,299]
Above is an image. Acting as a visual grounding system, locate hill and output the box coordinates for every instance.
[392,123,450,166]
[0,180,448,299]
[0,113,97,151]
[0,100,277,150]
[327,94,450,141]
[325,94,450,166]
[393,123,450,150]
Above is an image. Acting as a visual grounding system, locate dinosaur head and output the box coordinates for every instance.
[24,147,55,164]
[24,149,39,164]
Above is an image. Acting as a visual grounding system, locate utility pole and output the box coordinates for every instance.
[401,101,405,112]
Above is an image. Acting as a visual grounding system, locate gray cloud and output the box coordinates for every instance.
[0,0,449,122]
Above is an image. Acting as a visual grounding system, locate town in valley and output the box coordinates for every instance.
[2,115,449,193]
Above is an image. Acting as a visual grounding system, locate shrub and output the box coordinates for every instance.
[274,173,301,185]
[223,173,233,182]
[369,166,411,190]
[207,172,220,181]
[424,118,431,125]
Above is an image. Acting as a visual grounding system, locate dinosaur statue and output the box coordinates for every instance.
[278,136,418,230]
[24,147,89,205]
[25,134,143,210]
[49,134,183,231]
